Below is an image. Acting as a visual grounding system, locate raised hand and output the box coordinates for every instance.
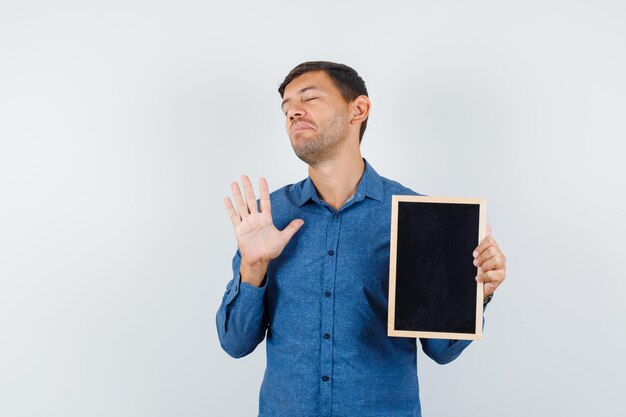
[224,175,304,287]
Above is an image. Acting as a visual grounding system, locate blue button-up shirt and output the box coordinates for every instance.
[216,160,477,417]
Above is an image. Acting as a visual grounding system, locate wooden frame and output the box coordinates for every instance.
[388,196,486,340]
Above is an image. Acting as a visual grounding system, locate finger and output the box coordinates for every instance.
[224,197,241,226]
[259,177,271,213]
[486,224,492,237]
[480,255,506,272]
[279,219,304,244]
[474,246,499,268]
[473,235,500,259]
[476,269,505,286]
[231,181,249,218]
[480,269,504,297]
[484,282,498,298]
[241,175,259,214]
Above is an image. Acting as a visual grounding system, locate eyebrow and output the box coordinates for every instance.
[281,86,321,110]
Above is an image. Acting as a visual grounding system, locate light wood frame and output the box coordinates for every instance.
[388,196,487,340]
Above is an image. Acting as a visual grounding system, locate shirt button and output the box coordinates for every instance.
[322,376,330,382]
[325,291,331,297]
[332,213,339,219]
[324,333,331,339]
[328,250,334,256]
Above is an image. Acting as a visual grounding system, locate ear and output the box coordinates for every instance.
[350,95,371,126]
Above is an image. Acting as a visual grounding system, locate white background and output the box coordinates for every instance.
[1,1,625,416]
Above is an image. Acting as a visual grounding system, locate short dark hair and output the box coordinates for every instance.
[278,61,369,143]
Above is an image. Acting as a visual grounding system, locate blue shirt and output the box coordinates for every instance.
[216,160,478,417]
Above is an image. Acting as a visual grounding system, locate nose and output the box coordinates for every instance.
[287,106,306,120]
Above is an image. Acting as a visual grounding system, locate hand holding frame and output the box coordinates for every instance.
[473,224,507,298]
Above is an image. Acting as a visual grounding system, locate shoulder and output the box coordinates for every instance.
[379,175,425,198]
[364,160,426,199]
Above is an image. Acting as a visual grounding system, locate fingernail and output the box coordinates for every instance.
[473,259,478,266]
[473,251,478,257]
[475,276,480,282]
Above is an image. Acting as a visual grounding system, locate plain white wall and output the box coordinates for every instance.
[1,1,625,416]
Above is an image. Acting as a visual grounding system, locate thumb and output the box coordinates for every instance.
[486,224,492,237]
[280,219,304,243]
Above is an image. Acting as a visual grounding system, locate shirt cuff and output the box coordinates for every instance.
[224,271,267,307]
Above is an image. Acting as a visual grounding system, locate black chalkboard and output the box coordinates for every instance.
[388,196,486,340]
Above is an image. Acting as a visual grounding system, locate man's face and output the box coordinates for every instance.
[281,71,351,167]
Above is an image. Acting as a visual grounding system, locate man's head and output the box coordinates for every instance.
[278,61,370,167]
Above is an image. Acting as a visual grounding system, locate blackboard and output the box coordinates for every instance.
[388,196,486,340]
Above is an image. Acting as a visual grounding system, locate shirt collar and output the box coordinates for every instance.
[294,158,384,207]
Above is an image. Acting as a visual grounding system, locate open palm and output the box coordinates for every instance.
[225,175,304,268]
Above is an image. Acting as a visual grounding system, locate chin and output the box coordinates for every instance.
[291,130,314,140]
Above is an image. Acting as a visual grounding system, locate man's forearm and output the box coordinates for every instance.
[216,271,268,358]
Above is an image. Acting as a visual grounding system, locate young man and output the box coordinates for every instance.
[216,62,507,417]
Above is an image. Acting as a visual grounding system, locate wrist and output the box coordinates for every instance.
[483,293,494,306]
[240,260,269,287]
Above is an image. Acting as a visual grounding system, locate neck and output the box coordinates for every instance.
[308,144,365,211]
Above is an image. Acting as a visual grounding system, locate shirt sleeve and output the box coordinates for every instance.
[215,249,268,358]
[419,303,488,364]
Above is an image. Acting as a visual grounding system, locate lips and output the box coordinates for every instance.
[291,122,314,134]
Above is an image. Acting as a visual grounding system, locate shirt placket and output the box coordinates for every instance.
[319,210,341,417]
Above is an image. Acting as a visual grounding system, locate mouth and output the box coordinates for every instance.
[291,122,314,134]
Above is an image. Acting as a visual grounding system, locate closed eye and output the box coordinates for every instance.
[283,97,319,116]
